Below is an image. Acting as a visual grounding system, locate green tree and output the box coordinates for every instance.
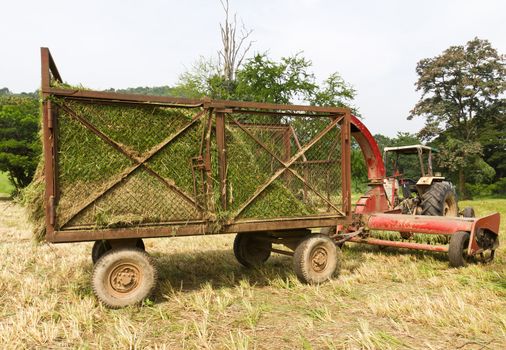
[0,88,11,96]
[0,96,40,191]
[172,57,224,98]
[409,37,505,196]
[234,53,317,103]
[175,52,357,110]
[477,100,506,180]
[311,72,358,114]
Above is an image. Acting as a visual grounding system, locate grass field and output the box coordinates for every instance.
[0,172,14,196]
[0,199,504,349]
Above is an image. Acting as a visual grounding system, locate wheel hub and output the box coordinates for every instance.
[311,247,328,272]
[109,264,141,294]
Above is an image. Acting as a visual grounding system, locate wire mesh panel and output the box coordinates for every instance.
[224,112,344,220]
[41,48,350,242]
[55,99,206,230]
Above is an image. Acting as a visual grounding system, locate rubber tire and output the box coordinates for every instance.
[421,181,458,216]
[92,247,157,308]
[462,207,475,218]
[293,234,341,284]
[92,239,145,264]
[233,233,272,268]
[448,231,470,268]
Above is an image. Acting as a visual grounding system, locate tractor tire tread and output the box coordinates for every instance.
[420,181,456,216]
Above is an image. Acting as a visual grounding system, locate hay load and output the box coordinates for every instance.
[28,93,342,240]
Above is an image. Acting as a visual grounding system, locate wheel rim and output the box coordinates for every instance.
[311,246,328,272]
[108,263,142,296]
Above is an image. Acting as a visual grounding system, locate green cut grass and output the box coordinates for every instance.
[36,100,340,231]
[0,171,14,196]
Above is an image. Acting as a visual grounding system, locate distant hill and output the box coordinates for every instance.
[103,86,181,97]
[1,86,185,99]
[0,88,38,99]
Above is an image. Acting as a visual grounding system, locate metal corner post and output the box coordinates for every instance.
[41,48,57,240]
[341,112,352,218]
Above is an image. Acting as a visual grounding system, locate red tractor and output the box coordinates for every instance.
[382,144,459,217]
[337,117,499,267]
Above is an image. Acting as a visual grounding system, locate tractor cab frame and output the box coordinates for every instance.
[383,144,447,205]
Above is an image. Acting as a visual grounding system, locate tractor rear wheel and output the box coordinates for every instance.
[448,231,470,267]
[233,233,272,268]
[421,181,458,216]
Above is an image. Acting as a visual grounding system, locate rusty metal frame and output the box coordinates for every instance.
[229,115,346,219]
[230,119,342,214]
[41,47,353,243]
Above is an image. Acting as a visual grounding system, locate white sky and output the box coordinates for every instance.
[1,0,504,136]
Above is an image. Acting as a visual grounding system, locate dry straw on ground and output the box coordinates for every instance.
[1,199,505,349]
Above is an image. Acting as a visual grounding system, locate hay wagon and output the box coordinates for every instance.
[40,48,500,308]
[40,48,353,307]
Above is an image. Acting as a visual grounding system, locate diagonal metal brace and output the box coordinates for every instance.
[231,116,343,220]
[57,103,206,228]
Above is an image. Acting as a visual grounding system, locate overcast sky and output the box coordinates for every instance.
[1,0,504,136]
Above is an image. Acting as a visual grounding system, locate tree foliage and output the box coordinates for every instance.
[311,72,357,113]
[0,96,40,191]
[175,1,356,110]
[235,53,317,104]
[175,52,357,112]
[409,38,505,195]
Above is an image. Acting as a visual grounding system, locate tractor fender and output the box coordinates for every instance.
[416,176,446,186]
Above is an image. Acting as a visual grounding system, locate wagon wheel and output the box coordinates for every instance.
[92,239,145,264]
[448,231,471,267]
[293,234,341,284]
[92,247,157,308]
[233,233,272,268]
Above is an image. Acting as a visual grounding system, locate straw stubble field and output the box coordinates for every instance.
[0,198,505,349]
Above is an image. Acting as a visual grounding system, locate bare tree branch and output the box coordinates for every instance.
[218,0,253,83]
